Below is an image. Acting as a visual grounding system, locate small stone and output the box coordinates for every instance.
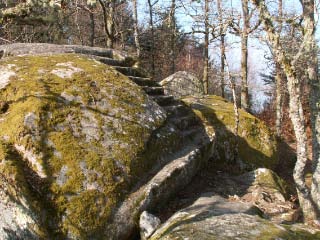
[139,211,161,240]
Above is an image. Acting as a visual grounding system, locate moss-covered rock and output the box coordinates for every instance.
[0,54,168,239]
[182,95,278,172]
[150,193,320,240]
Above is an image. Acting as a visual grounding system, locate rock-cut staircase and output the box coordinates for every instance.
[96,54,216,238]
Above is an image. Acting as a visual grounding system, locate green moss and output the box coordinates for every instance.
[182,95,278,172]
[0,54,167,238]
[151,213,320,240]
[258,223,320,240]
[63,190,114,238]
[255,169,288,196]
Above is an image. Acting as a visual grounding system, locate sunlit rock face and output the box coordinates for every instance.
[0,54,168,239]
[150,193,320,240]
[160,71,203,98]
[182,95,278,172]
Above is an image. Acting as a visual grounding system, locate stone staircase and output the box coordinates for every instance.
[102,58,209,147]
[96,56,216,239]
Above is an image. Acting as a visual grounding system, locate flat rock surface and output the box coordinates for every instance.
[150,193,320,240]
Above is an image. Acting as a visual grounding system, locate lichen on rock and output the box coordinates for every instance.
[150,193,320,240]
[0,54,167,238]
[182,95,278,172]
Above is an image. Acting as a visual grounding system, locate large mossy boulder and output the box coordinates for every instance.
[182,95,278,172]
[0,54,170,239]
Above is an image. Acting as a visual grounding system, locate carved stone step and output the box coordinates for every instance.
[97,57,128,67]
[142,86,164,95]
[151,95,175,106]
[163,103,191,117]
[128,76,159,87]
[181,127,208,143]
[114,66,145,77]
[171,114,200,131]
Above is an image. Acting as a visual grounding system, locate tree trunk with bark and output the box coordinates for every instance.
[217,0,225,98]
[251,0,317,221]
[169,0,176,74]
[203,0,209,95]
[275,0,283,137]
[132,0,141,58]
[99,0,115,48]
[89,6,95,47]
[240,0,250,111]
[147,0,156,77]
[275,62,282,137]
[302,0,320,219]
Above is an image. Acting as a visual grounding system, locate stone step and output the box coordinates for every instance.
[171,114,200,131]
[151,95,175,106]
[163,103,191,117]
[72,46,114,58]
[128,76,159,87]
[142,86,164,95]
[108,136,214,239]
[181,127,208,143]
[97,57,128,67]
[114,66,145,77]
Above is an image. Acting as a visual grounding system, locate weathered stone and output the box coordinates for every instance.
[150,193,320,240]
[139,211,161,240]
[0,43,132,63]
[0,54,171,239]
[237,168,299,223]
[160,71,203,98]
[183,95,278,172]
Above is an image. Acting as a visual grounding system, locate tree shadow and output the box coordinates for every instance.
[156,100,299,223]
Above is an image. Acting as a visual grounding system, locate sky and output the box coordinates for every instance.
[137,0,320,111]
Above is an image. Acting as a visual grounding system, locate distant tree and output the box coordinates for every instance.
[230,0,260,111]
[217,0,226,98]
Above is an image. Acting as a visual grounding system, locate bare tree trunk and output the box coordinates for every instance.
[302,0,320,219]
[217,0,225,98]
[251,0,317,221]
[275,0,283,137]
[132,0,141,57]
[169,0,176,74]
[89,7,95,47]
[147,0,155,77]
[275,63,282,137]
[99,0,115,48]
[240,0,250,111]
[203,0,209,95]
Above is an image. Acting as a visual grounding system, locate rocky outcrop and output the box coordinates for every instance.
[0,53,169,239]
[0,43,135,64]
[0,44,283,240]
[139,211,161,240]
[150,193,320,240]
[0,45,215,239]
[159,71,203,98]
[183,95,278,172]
[236,168,299,223]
